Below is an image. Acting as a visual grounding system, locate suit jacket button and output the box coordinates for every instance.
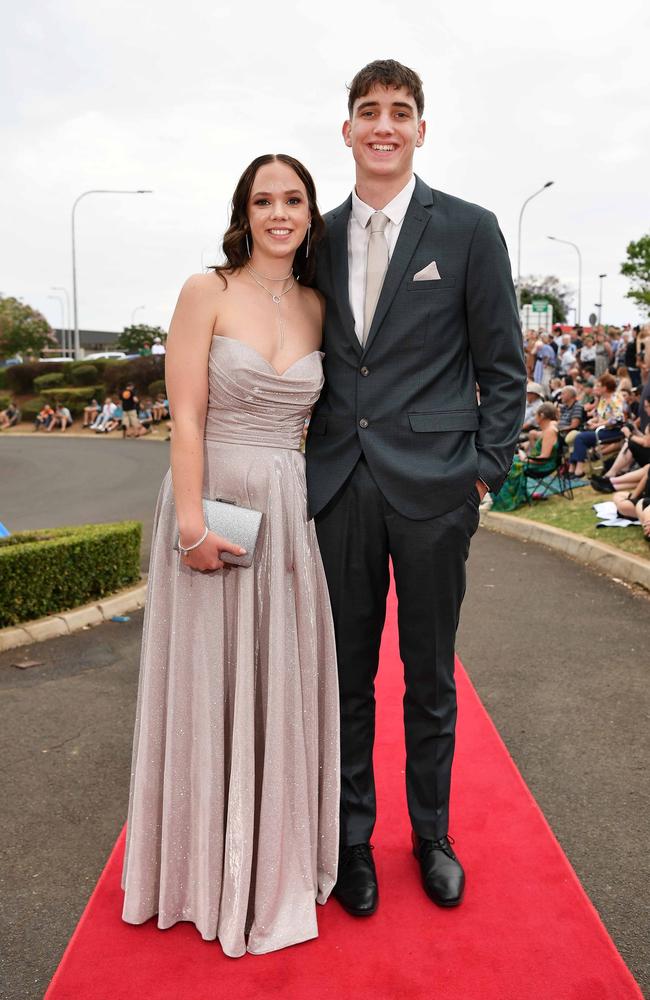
[359,417,369,429]
[360,366,369,376]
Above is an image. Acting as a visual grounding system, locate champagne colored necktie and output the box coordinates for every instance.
[363,211,390,345]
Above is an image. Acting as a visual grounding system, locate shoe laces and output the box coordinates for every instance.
[341,843,374,866]
[422,834,456,859]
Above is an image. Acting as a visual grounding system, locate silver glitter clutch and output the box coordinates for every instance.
[175,498,263,568]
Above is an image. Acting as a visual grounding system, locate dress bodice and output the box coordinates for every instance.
[204,335,324,450]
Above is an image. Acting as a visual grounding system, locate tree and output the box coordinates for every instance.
[519,275,573,324]
[0,296,56,359]
[117,324,167,354]
[621,234,650,316]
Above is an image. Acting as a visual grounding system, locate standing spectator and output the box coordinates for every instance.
[533,333,556,391]
[139,342,152,356]
[579,335,596,375]
[151,336,166,356]
[594,330,611,378]
[120,383,143,437]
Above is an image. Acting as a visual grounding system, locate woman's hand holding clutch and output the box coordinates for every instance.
[181,530,246,572]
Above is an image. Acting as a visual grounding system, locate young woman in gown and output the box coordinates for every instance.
[121,154,340,958]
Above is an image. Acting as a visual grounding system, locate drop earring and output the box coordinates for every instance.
[245,233,251,257]
[305,223,311,259]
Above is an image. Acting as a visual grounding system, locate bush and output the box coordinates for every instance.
[34,372,66,391]
[148,379,166,397]
[6,362,64,394]
[0,393,10,410]
[0,521,142,627]
[69,363,99,386]
[73,357,109,376]
[0,367,8,389]
[20,396,48,420]
[103,356,165,395]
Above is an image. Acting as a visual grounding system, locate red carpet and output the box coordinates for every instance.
[45,584,643,1000]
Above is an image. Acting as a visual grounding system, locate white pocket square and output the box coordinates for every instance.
[413,261,441,280]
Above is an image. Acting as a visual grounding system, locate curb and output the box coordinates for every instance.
[0,579,148,653]
[1,431,167,443]
[480,510,650,593]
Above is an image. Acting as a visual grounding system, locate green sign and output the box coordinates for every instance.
[531,300,549,312]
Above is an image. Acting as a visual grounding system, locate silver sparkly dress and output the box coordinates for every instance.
[121,336,340,957]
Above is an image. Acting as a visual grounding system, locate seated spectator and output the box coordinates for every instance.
[137,398,153,430]
[34,403,54,431]
[558,386,584,432]
[558,336,577,376]
[91,397,116,432]
[549,376,564,403]
[569,373,625,477]
[152,393,169,423]
[47,404,73,432]
[0,398,21,429]
[104,401,123,433]
[83,398,100,427]
[591,398,650,490]
[520,382,545,439]
[612,465,649,524]
[492,403,560,511]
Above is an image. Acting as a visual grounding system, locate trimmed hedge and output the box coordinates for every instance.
[0,521,142,626]
[7,362,65,394]
[0,368,8,389]
[34,371,67,391]
[103,356,165,395]
[148,379,166,397]
[0,393,10,410]
[70,363,99,386]
[20,396,48,420]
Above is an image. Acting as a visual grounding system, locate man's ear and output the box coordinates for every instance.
[342,120,352,147]
[415,119,426,147]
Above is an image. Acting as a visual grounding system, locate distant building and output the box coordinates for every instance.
[52,328,121,356]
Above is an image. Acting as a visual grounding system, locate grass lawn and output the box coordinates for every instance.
[504,484,650,560]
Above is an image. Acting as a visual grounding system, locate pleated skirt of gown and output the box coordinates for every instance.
[121,434,340,957]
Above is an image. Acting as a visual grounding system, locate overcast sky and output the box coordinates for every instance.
[2,0,648,336]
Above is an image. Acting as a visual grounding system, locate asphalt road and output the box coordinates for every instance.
[0,438,648,999]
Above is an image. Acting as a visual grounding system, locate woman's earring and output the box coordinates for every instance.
[245,233,251,258]
[305,223,311,259]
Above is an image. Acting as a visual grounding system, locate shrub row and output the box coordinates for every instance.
[0,521,142,627]
[5,356,164,396]
[21,387,104,419]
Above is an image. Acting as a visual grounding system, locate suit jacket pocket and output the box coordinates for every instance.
[408,409,479,432]
[407,277,457,291]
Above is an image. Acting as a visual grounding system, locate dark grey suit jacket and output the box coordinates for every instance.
[305,175,527,520]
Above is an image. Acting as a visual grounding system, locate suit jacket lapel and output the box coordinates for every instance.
[362,176,433,356]
[327,197,361,355]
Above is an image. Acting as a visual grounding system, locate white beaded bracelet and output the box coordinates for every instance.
[178,525,209,556]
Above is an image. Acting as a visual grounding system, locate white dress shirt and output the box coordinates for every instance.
[348,175,416,344]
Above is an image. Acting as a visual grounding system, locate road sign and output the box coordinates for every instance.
[532,300,549,312]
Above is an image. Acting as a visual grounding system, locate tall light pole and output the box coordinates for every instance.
[72,189,152,359]
[516,181,554,310]
[131,304,146,324]
[597,273,607,325]
[547,236,582,326]
[51,285,71,357]
[47,294,66,357]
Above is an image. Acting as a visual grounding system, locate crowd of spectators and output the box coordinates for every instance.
[489,322,650,535]
[83,385,168,437]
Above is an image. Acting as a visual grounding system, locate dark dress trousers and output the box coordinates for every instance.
[306,176,527,845]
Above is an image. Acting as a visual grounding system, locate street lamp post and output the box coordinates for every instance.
[547,236,583,326]
[51,285,71,357]
[72,189,152,360]
[516,181,554,310]
[597,273,607,325]
[47,294,66,357]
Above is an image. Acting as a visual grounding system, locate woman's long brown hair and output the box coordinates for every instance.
[212,154,324,287]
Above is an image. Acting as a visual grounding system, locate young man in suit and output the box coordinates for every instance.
[306,60,527,916]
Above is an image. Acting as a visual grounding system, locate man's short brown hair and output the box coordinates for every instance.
[347,59,424,119]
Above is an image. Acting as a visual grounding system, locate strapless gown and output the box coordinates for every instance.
[121,336,340,957]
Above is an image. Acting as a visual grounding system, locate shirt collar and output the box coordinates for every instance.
[351,174,416,228]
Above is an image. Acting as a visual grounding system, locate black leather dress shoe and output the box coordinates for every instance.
[412,831,465,907]
[333,843,378,916]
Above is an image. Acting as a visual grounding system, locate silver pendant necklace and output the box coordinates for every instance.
[245,264,295,349]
